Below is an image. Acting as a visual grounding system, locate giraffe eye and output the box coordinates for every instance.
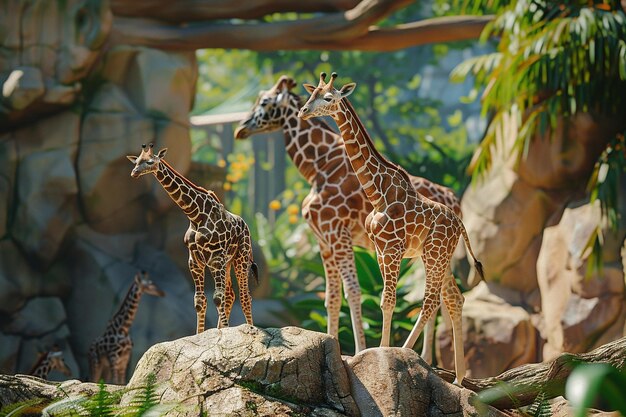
[261,98,270,106]
[146,160,155,165]
[323,96,333,102]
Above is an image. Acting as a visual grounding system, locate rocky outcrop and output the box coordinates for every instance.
[1,326,510,417]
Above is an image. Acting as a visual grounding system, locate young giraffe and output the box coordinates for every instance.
[299,72,484,384]
[28,347,71,379]
[88,271,165,384]
[128,144,257,334]
[234,75,460,355]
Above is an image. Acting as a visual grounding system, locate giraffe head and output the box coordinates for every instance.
[47,350,72,376]
[298,72,356,120]
[127,143,168,178]
[135,270,165,297]
[234,75,298,139]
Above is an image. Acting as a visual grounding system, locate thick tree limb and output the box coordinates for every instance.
[110,0,361,22]
[435,337,626,410]
[111,15,491,51]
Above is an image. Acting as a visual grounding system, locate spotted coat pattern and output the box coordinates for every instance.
[88,271,165,384]
[235,75,462,355]
[29,349,71,380]
[128,145,257,336]
[298,72,484,384]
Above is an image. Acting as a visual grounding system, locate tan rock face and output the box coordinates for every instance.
[0,0,112,127]
[125,326,359,416]
[537,202,626,361]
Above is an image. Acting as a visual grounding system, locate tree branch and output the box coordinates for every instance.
[110,15,492,52]
[111,0,362,22]
[435,337,626,410]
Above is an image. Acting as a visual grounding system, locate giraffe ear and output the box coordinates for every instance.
[127,155,138,163]
[339,83,356,98]
[157,148,168,158]
[302,83,316,94]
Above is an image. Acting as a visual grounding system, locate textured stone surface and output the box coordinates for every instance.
[537,202,626,361]
[437,282,538,378]
[0,0,112,127]
[126,326,359,416]
[344,347,508,417]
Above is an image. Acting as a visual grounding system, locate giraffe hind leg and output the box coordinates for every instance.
[234,255,253,326]
[189,252,207,333]
[441,274,466,385]
[208,262,229,328]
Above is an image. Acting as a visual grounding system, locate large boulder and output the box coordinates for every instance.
[125,326,359,416]
[345,347,508,417]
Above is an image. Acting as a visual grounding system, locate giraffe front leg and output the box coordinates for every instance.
[88,346,103,383]
[376,248,403,348]
[420,313,438,365]
[208,262,229,328]
[441,274,466,385]
[188,253,207,334]
[319,241,342,341]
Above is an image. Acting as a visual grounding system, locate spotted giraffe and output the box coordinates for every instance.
[28,347,71,380]
[299,72,484,384]
[88,271,164,384]
[235,75,461,356]
[128,144,257,334]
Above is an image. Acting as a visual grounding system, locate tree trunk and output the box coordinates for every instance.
[435,336,626,409]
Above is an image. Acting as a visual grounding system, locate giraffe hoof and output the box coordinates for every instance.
[452,378,463,387]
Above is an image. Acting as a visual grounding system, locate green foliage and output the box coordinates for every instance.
[526,390,551,417]
[0,398,47,417]
[566,363,626,417]
[453,1,626,178]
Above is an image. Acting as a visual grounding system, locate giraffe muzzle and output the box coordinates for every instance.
[131,168,140,178]
[297,107,311,120]
[234,125,250,140]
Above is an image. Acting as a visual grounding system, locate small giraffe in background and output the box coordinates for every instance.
[28,347,71,379]
[299,72,484,384]
[128,144,257,333]
[235,75,461,355]
[89,271,165,384]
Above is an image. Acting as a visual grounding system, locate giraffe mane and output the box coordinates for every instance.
[340,97,412,183]
[160,159,221,203]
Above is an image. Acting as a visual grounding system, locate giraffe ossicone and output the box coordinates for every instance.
[236,75,464,357]
[88,271,165,384]
[127,143,258,335]
[298,71,484,385]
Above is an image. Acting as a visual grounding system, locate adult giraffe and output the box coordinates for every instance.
[299,72,483,384]
[235,75,460,356]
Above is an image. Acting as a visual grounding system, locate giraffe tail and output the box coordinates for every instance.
[460,223,485,281]
[249,262,259,285]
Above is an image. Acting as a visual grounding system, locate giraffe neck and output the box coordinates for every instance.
[333,98,408,207]
[154,159,218,223]
[109,281,143,336]
[29,353,51,378]
[282,95,338,183]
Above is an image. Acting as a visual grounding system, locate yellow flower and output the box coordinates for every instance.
[283,189,295,200]
[217,159,226,168]
[269,200,281,211]
[223,182,232,191]
[287,204,299,215]
[288,215,298,224]
[294,181,304,190]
